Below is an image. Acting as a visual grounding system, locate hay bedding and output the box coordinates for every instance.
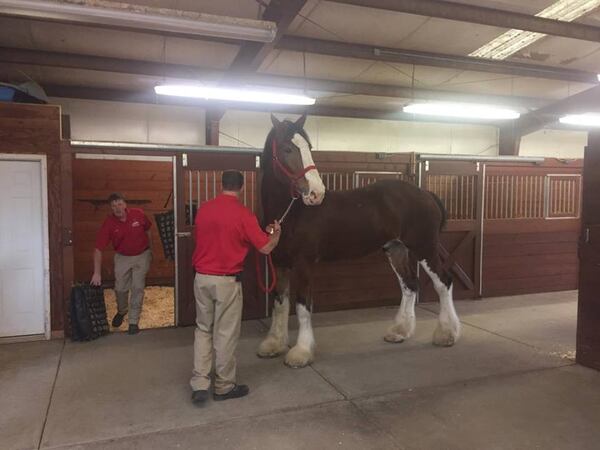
[104,286,174,331]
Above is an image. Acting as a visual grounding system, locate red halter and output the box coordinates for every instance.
[271,138,317,192]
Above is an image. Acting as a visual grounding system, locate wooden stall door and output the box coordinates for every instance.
[577,133,600,370]
[419,160,483,301]
[175,152,261,326]
[482,161,581,297]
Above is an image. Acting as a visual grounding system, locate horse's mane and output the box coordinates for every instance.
[261,128,276,169]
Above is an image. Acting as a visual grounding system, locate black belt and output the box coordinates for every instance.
[197,272,241,277]
[117,247,150,257]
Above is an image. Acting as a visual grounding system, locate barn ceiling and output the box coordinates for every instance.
[1,0,600,134]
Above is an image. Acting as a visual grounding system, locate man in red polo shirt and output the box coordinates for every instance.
[91,192,152,335]
[190,170,281,405]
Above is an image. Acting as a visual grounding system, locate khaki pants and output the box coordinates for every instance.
[190,273,243,394]
[114,249,152,325]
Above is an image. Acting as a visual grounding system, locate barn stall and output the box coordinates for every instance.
[65,139,582,330]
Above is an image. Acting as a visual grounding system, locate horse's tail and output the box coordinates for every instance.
[428,191,447,231]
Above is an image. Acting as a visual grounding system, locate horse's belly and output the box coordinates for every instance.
[319,232,388,261]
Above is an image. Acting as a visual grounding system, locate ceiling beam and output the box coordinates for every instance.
[43,84,508,125]
[513,84,600,136]
[0,47,547,107]
[330,0,600,43]
[277,35,599,84]
[0,0,276,43]
[219,1,308,123]
[228,0,308,73]
[498,83,600,154]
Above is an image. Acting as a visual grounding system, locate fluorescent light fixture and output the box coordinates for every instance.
[155,85,316,106]
[559,113,600,127]
[403,102,520,120]
[470,0,600,60]
[0,0,277,42]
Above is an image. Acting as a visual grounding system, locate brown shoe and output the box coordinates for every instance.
[213,384,249,401]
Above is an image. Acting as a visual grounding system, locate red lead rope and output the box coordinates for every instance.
[255,252,277,293]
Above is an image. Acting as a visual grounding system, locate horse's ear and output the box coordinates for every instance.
[294,113,307,130]
[271,113,281,128]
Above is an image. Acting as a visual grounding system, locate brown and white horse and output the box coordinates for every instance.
[257,114,461,367]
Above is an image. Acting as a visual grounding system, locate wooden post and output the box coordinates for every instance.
[577,131,600,370]
[498,124,520,156]
[205,109,225,146]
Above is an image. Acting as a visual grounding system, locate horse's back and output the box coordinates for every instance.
[295,178,443,261]
[326,179,438,214]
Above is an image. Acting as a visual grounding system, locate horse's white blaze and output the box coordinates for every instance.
[293,133,325,205]
[419,260,461,343]
[296,303,315,352]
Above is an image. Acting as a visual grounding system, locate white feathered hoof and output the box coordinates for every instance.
[433,323,461,347]
[284,345,313,368]
[383,322,413,343]
[257,335,287,358]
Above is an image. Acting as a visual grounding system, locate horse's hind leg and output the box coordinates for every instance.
[383,239,418,343]
[419,253,461,346]
[257,267,290,358]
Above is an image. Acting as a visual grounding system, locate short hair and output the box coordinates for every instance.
[108,192,126,203]
[222,170,244,191]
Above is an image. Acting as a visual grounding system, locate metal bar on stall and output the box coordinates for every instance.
[196,171,200,218]
[265,257,270,317]
[188,171,193,225]
[213,171,217,198]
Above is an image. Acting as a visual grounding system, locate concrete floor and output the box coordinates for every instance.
[2,290,599,450]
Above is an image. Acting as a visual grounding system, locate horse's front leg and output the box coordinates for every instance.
[285,261,315,368]
[257,267,290,358]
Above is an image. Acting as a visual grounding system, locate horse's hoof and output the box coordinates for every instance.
[257,351,282,359]
[384,322,413,343]
[284,360,309,369]
[433,337,455,347]
[284,346,313,368]
[432,325,460,347]
[257,337,287,358]
[384,334,405,343]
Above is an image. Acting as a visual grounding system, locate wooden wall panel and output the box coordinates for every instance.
[312,252,399,311]
[482,231,579,297]
[72,158,175,286]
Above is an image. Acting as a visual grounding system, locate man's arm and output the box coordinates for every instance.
[91,248,103,286]
[258,220,281,255]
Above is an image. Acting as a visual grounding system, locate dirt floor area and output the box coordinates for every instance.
[104,286,174,331]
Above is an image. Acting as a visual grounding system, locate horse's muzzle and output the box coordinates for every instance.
[303,190,325,205]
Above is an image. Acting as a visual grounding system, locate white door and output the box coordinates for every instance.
[0,160,47,337]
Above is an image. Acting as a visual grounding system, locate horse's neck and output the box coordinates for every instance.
[261,171,295,223]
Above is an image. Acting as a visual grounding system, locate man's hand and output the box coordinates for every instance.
[90,273,102,286]
[266,220,281,235]
[260,220,282,255]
